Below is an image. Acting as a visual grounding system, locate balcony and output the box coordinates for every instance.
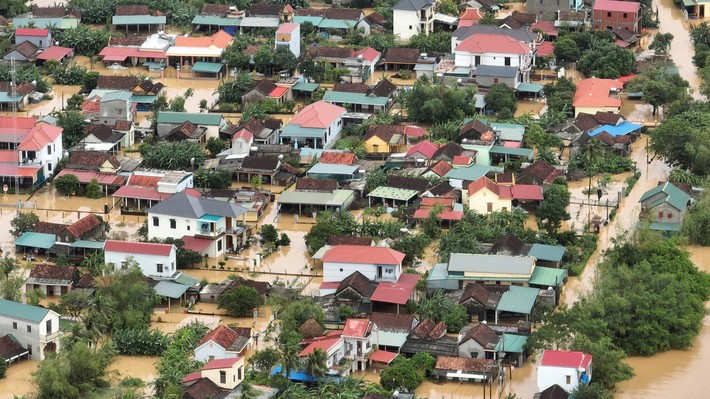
[40,331,62,343]
[197,226,225,237]
[20,158,41,166]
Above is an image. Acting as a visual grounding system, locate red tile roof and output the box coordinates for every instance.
[55,169,126,186]
[468,176,501,196]
[422,197,454,207]
[202,357,242,370]
[427,160,453,177]
[181,235,212,252]
[269,86,289,98]
[290,101,345,129]
[452,155,471,165]
[322,245,404,265]
[276,22,299,33]
[127,174,162,187]
[536,41,554,57]
[175,30,232,49]
[198,325,245,349]
[540,350,593,369]
[16,28,49,37]
[66,215,100,239]
[593,0,640,13]
[319,151,357,165]
[111,186,172,201]
[531,20,558,37]
[18,123,62,151]
[354,46,381,63]
[573,78,622,108]
[99,46,166,61]
[36,46,73,61]
[342,318,372,338]
[510,185,543,200]
[459,8,484,22]
[298,332,342,356]
[456,33,530,55]
[104,240,174,256]
[369,350,397,364]
[406,140,439,158]
[403,125,426,138]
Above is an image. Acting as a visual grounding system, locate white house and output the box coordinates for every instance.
[98,91,134,126]
[194,325,252,362]
[275,23,300,57]
[183,357,245,390]
[0,298,61,361]
[342,318,376,372]
[279,101,346,149]
[537,350,593,393]
[393,0,436,41]
[454,33,533,84]
[146,192,248,258]
[298,332,345,376]
[104,240,177,278]
[15,28,52,49]
[0,118,64,187]
[321,245,405,283]
[218,129,253,161]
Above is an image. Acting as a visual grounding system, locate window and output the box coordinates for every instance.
[494,78,499,84]
[157,263,164,273]
[220,371,226,384]
[238,367,242,380]
[187,225,190,231]
[623,13,627,18]
[217,240,222,251]
[340,268,344,272]
[668,212,673,219]
[121,261,127,270]
[170,219,176,229]
[607,12,611,17]
[27,325,31,333]
[502,207,508,212]
[47,145,51,155]
[48,163,52,172]
[152,217,159,227]
[658,211,664,219]
[12,322,17,329]
[171,262,175,271]
[46,320,52,335]
[474,55,480,66]
[487,203,493,212]
[27,344,32,355]
[117,109,122,115]
[565,375,571,384]
[504,57,511,66]
[471,352,479,358]
[409,25,413,30]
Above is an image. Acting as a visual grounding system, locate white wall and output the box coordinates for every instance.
[202,358,245,389]
[393,10,421,41]
[104,249,177,278]
[148,214,195,241]
[195,341,236,362]
[323,114,345,148]
[455,51,526,69]
[0,310,60,361]
[323,262,400,282]
[537,365,579,393]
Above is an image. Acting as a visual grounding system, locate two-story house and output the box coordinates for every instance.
[527,0,583,21]
[342,318,376,372]
[0,299,61,361]
[454,33,533,87]
[639,182,693,231]
[0,117,63,188]
[321,245,405,283]
[146,192,248,258]
[573,78,622,116]
[297,331,345,377]
[393,0,435,41]
[280,101,347,149]
[183,357,245,390]
[104,240,177,278]
[537,350,592,392]
[194,325,252,362]
[592,0,642,33]
[275,23,300,57]
[98,91,135,126]
[15,28,52,49]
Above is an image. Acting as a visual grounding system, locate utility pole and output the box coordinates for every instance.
[10,58,20,202]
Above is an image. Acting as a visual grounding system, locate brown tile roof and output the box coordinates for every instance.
[572,113,602,132]
[460,118,491,139]
[241,156,279,171]
[319,152,357,165]
[184,377,227,399]
[198,325,248,350]
[33,221,68,235]
[461,323,499,348]
[426,160,453,177]
[495,172,515,184]
[310,46,356,59]
[296,177,338,192]
[387,175,429,192]
[435,356,498,373]
[68,151,120,169]
[0,16,7,26]
[66,215,101,239]
[264,118,282,130]
[411,318,447,340]
[114,120,133,131]
[13,41,39,59]
[370,79,398,97]
[108,36,147,46]
[299,318,324,339]
[593,131,616,147]
[366,12,387,26]
[324,8,362,20]
[295,8,326,16]
[365,125,405,144]
[248,3,282,16]
[201,4,232,16]
[538,384,570,399]
[32,6,68,17]
[593,111,623,125]
[499,12,537,28]
[370,312,415,331]
[519,160,564,185]
[250,79,278,96]
[428,181,456,197]
[166,121,203,140]
[489,234,526,255]
[383,48,420,64]
[15,82,35,96]
[227,277,269,295]
[97,76,139,91]
[327,236,373,246]
[433,142,464,160]
[74,274,95,289]
[29,264,78,282]
[459,283,491,305]
[335,271,375,298]
[115,5,150,15]
[614,134,632,144]
[281,162,299,175]
[333,83,370,94]
[0,334,26,360]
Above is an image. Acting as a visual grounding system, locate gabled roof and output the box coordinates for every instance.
[0,334,28,361]
[456,33,530,54]
[460,118,491,139]
[203,357,242,370]
[489,234,526,256]
[296,177,338,192]
[593,0,640,13]
[426,160,453,177]
[454,25,537,44]
[198,325,251,352]
[147,192,248,219]
[370,79,398,97]
[335,271,376,298]
[460,323,499,348]
[319,151,357,165]
[383,47,420,64]
[387,174,429,192]
[573,78,622,108]
[97,76,139,91]
[200,4,232,16]
[540,350,592,369]
[248,3,282,16]
[299,318,324,339]
[105,240,174,256]
[15,28,50,37]
[411,318,447,340]
[639,181,692,212]
[468,176,501,196]
[370,273,420,305]
[298,331,343,356]
[333,83,369,94]
[184,377,227,399]
[17,123,62,151]
[0,299,51,323]
[342,318,372,338]
[538,384,570,399]
[250,79,278,96]
[519,160,564,184]
[370,312,415,331]
[308,46,355,59]
[241,156,279,171]
[68,151,120,169]
[11,41,39,59]
[28,264,78,282]
[66,215,101,239]
[289,101,345,129]
[406,140,438,158]
[433,142,464,160]
[115,5,150,15]
[393,0,435,11]
[322,245,405,265]
[354,46,381,63]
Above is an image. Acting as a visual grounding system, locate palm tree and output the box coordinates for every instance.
[279,340,301,380]
[81,252,105,277]
[305,348,328,381]
[580,139,604,201]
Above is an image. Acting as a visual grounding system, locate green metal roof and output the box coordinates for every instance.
[293,16,324,25]
[0,93,23,103]
[528,244,566,263]
[70,240,106,249]
[278,189,355,208]
[199,214,222,222]
[143,62,166,70]
[323,91,389,107]
[292,81,320,92]
[490,146,534,159]
[192,15,242,26]
[367,186,419,202]
[157,112,224,126]
[319,18,354,29]
[495,334,527,353]
[175,273,199,286]
[12,17,79,29]
[496,285,539,315]
[280,124,325,138]
[131,95,159,104]
[648,222,683,232]
[377,331,408,347]
[154,280,189,299]
[307,163,360,175]
[0,298,51,323]
[528,266,567,287]
[192,61,223,74]
[112,15,166,25]
[491,122,525,142]
[515,83,544,93]
[15,232,56,249]
[639,182,691,212]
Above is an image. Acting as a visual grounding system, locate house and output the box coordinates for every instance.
[382,47,420,71]
[0,298,61,361]
[321,245,405,283]
[498,12,537,30]
[232,156,295,186]
[400,319,457,357]
[25,264,79,297]
[104,240,177,278]
[194,325,252,362]
[592,0,641,33]
[278,179,356,214]
[527,0,582,20]
[443,253,537,287]
[3,40,39,62]
[639,182,693,231]
[35,46,75,64]
[342,47,381,84]
[183,377,228,399]
[97,91,135,127]
[573,78,622,116]
[275,23,300,57]
[518,160,565,186]
[183,357,245,390]
[157,112,226,140]
[280,101,346,149]
[528,243,567,268]
[98,35,170,66]
[454,33,533,86]
[0,81,36,110]
[14,28,51,49]
[0,334,30,364]
[0,117,63,188]
[466,176,543,214]
[199,277,270,303]
[323,82,394,114]
[305,46,355,68]
[294,331,345,378]
[495,285,540,323]
[294,8,369,36]
[220,118,280,145]
[12,6,81,29]
[218,128,253,160]
[458,283,508,321]
[452,25,539,54]
[406,140,439,161]
[112,170,195,214]
[164,121,207,143]
[342,318,375,372]
[191,4,244,35]
[537,350,592,392]
[33,214,104,243]
[432,356,499,383]
[413,197,464,223]
[146,192,248,257]
[239,3,292,33]
[392,0,435,41]
[112,5,166,33]
[363,125,409,157]
[242,80,293,108]
[370,273,421,314]
[318,151,358,165]
[166,30,232,66]
[130,79,165,111]
[327,271,377,305]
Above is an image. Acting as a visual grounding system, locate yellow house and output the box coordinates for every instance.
[466,176,512,214]
[363,126,407,156]
[572,78,622,116]
[195,357,245,390]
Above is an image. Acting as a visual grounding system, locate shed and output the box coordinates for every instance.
[528,244,566,267]
[367,186,419,207]
[191,61,224,78]
[495,285,539,323]
[528,267,567,289]
[154,280,190,309]
[15,232,56,253]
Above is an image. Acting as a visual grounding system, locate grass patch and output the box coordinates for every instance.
[624,170,642,196]
[567,234,599,276]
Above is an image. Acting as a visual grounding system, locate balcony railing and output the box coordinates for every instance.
[40,331,62,343]
[198,226,226,236]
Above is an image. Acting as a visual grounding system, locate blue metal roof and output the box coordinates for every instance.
[589,121,642,137]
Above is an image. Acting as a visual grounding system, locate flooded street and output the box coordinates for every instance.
[0,360,37,399]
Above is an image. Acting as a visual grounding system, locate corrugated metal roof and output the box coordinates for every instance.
[307,163,359,175]
[292,81,320,92]
[155,280,189,299]
[494,333,527,353]
[448,253,535,276]
[528,244,566,263]
[192,15,242,26]
[367,186,419,201]
[490,145,534,158]
[0,298,51,323]
[280,124,325,138]
[278,189,355,208]
[157,111,224,126]
[239,16,280,27]
[12,17,78,29]
[15,232,56,249]
[70,240,105,249]
[112,15,166,25]
[496,285,539,314]
[292,15,324,25]
[323,91,389,106]
[528,266,567,287]
[192,61,223,74]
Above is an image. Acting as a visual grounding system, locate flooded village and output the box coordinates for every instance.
[0,0,709,398]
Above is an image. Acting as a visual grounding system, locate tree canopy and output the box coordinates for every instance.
[140,141,206,170]
[626,63,690,115]
[535,183,571,236]
[404,76,478,124]
[219,285,263,317]
[650,110,710,175]
[95,265,158,331]
[484,83,517,119]
[10,212,39,238]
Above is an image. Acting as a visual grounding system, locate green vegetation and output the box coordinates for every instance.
[97,265,158,331]
[206,137,227,157]
[33,343,114,399]
[684,186,710,245]
[112,328,168,356]
[485,83,517,119]
[626,63,690,116]
[54,26,112,56]
[542,77,576,117]
[413,290,469,333]
[218,285,263,317]
[194,168,233,189]
[85,179,103,199]
[0,356,6,378]
[10,212,39,238]
[54,110,87,148]
[650,110,710,175]
[555,30,635,78]
[154,322,210,398]
[403,76,478,124]
[55,173,81,196]
[535,183,571,236]
[140,141,206,170]
[380,353,435,392]
[409,31,452,53]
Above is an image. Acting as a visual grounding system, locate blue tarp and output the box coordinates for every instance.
[271,366,341,383]
[589,121,642,137]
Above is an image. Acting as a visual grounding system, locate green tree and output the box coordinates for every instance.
[337,303,354,320]
[260,224,279,245]
[251,175,263,190]
[485,83,517,118]
[392,233,432,266]
[280,233,291,246]
[10,212,39,238]
[55,173,81,196]
[194,168,233,189]
[60,290,93,318]
[404,76,477,124]
[535,183,571,236]
[66,93,85,111]
[27,288,46,306]
[626,64,690,115]
[0,275,23,301]
[649,33,674,56]
[169,95,186,112]
[0,355,6,378]
[409,31,452,53]
[305,211,358,254]
[96,265,158,331]
[85,179,103,199]
[54,110,86,148]
[542,77,576,116]
[0,253,18,278]
[33,343,114,399]
[217,72,254,104]
[650,110,710,174]
[140,141,206,170]
[278,338,301,379]
[241,103,268,123]
[442,303,469,333]
[249,348,281,372]
[254,45,273,75]
[435,0,458,15]
[553,36,580,62]
[578,43,635,78]
[569,383,613,399]
[305,348,328,379]
[206,137,228,157]
[479,11,496,25]
[684,187,710,245]
[379,356,427,392]
[219,285,262,317]
[0,0,29,17]
[273,46,299,73]
[277,298,326,334]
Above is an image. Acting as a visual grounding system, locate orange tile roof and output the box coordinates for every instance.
[174,30,232,48]
[573,78,622,108]
[290,101,346,129]
[322,245,405,265]
[456,33,530,55]
[17,123,62,151]
[319,151,356,165]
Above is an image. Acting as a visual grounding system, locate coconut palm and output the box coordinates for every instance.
[580,139,605,201]
[279,339,301,380]
[305,348,328,380]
